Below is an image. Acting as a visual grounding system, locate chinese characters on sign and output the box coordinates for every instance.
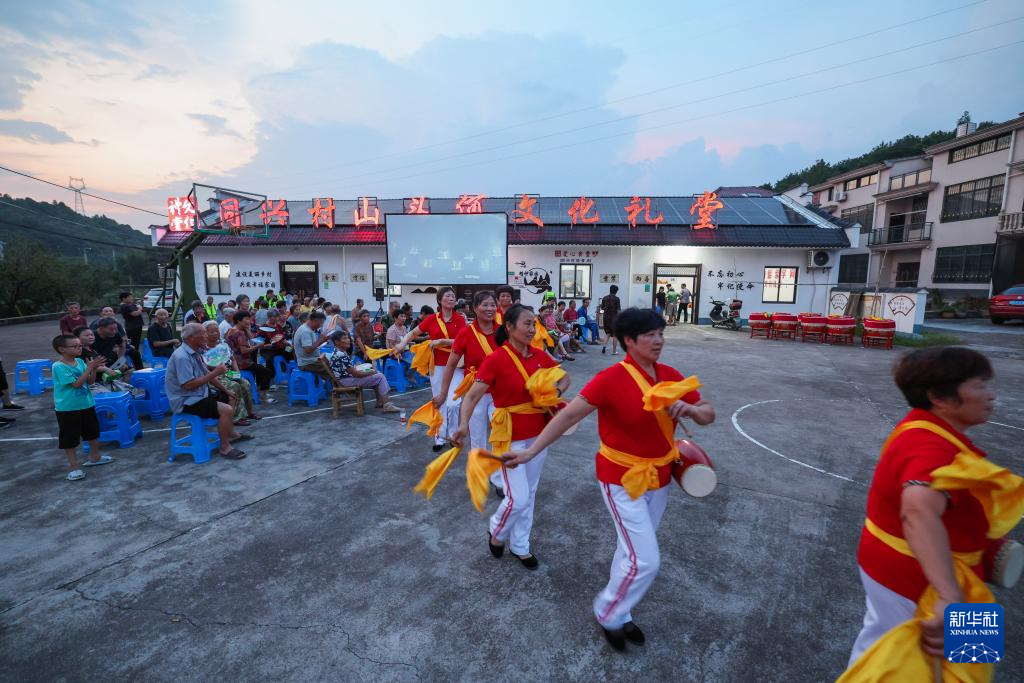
[354,197,380,226]
[233,270,276,290]
[705,267,754,291]
[308,198,336,229]
[512,194,544,227]
[405,196,430,214]
[887,294,916,316]
[624,196,664,228]
[554,249,598,263]
[690,191,724,230]
[260,199,289,227]
[218,198,242,233]
[568,195,599,225]
[455,194,486,214]
[166,196,196,232]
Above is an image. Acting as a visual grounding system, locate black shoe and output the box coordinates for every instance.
[622,621,645,645]
[432,444,445,452]
[492,483,505,500]
[2,403,24,411]
[601,626,627,651]
[516,553,539,570]
[487,532,504,558]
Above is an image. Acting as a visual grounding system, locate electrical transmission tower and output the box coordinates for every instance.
[69,177,86,214]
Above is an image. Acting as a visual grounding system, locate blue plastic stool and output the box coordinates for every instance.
[240,369,261,405]
[168,413,220,464]
[383,358,408,393]
[288,370,323,407]
[318,343,335,356]
[86,391,143,449]
[141,339,168,369]
[129,368,170,420]
[13,359,54,395]
[272,356,297,386]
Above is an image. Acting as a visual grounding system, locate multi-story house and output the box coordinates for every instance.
[790,111,1024,300]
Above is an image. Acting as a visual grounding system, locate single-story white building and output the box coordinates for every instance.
[153,192,858,324]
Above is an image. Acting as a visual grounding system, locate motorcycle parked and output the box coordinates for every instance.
[709,297,742,331]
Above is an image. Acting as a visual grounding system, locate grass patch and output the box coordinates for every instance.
[894,331,963,348]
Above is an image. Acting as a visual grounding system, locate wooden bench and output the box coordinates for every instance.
[319,357,365,418]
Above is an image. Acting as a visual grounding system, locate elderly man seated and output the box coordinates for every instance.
[325,330,400,412]
[164,322,252,460]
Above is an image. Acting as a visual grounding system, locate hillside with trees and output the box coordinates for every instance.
[0,195,169,317]
[768,116,995,191]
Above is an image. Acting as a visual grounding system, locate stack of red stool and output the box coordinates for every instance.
[826,315,856,344]
[770,313,798,340]
[862,318,896,349]
[797,314,827,343]
[748,312,772,339]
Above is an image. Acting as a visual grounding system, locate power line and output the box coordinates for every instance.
[316,39,1024,191]
[0,165,165,217]
[264,0,992,186]
[290,16,1021,193]
[0,217,162,252]
[0,198,156,234]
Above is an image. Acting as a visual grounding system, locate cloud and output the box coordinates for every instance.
[134,64,180,81]
[0,52,41,110]
[188,113,244,139]
[0,119,76,144]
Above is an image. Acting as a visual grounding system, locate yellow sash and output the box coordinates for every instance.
[435,312,450,339]
[470,322,494,357]
[406,399,442,437]
[413,445,502,514]
[362,346,394,361]
[840,420,1024,683]
[495,309,504,326]
[452,323,495,398]
[530,321,554,350]
[409,339,433,377]
[413,446,462,500]
[489,402,546,455]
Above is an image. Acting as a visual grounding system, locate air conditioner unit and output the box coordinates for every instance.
[835,190,847,202]
[808,250,834,269]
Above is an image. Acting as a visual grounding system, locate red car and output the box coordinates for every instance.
[989,284,1024,324]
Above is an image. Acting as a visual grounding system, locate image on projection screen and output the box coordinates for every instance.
[385,213,508,285]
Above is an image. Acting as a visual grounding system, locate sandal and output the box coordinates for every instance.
[229,433,255,443]
[233,419,253,427]
[82,454,115,467]
[249,414,263,420]
[221,448,247,460]
[378,402,401,413]
[66,469,85,481]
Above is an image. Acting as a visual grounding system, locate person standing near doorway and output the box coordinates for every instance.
[665,285,679,325]
[654,287,666,316]
[678,284,691,324]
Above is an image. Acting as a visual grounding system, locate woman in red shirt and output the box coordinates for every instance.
[494,285,515,325]
[502,307,715,650]
[841,347,1023,677]
[453,304,570,570]
[435,291,498,451]
[397,287,467,451]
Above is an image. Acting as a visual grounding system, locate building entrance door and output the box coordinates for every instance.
[654,263,701,324]
[279,262,319,299]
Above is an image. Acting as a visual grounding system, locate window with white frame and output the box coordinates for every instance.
[762,266,798,304]
[372,263,402,296]
[559,264,591,299]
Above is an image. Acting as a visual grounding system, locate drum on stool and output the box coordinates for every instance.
[672,439,716,498]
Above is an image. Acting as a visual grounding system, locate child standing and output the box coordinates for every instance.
[52,334,115,481]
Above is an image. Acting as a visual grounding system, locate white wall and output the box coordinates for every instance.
[506,246,630,309]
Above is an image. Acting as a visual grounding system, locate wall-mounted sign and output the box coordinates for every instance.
[568,195,599,225]
[455,194,486,214]
[167,196,196,232]
[888,294,916,316]
[260,199,289,227]
[354,197,380,226]
[512,194,544,227]
[323,273,339,283]
[554,248,597,264]
[405,196,430,214]
[600,274,620,284]
[690,191,724,230]
[625,196,664,228]
[633,274,652,284]
[350,273,369,283]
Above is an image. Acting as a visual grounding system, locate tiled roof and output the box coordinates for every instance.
[157,195,850,250]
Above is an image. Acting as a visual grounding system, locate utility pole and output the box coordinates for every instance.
[82,247,92,265]
[69,177,86,214]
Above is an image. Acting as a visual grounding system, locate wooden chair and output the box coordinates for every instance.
[318,356,365,418]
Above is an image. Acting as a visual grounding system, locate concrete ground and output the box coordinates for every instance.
[1,324,1023,682]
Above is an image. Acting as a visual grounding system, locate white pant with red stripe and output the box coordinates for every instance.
[430,366,463,446]
[847,567,916,668]
[489,438,547,556]
[467,394,504,491]
[593,482,669,629]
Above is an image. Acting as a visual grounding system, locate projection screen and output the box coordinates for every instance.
[384,213,508,285]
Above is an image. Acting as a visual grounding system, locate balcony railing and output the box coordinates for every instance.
[868,222,932,247]
[888,168,932,191]
[998,211,1024,234]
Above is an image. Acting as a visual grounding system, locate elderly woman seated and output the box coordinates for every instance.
[325,330,400,413]
[203,320,260,425]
